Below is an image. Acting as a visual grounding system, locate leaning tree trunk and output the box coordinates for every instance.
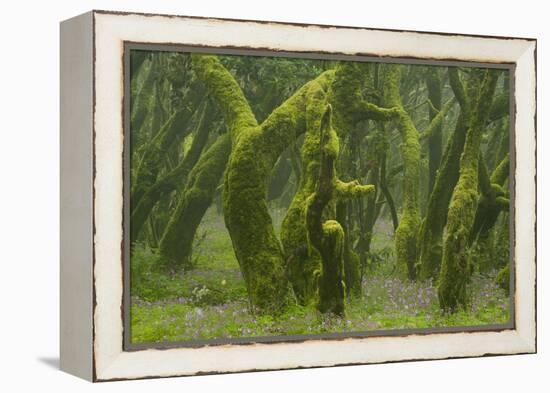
[438,69,499,312]
[417,69,468,281]
[382,64,421,280]
[469,153,510,272]
[158,133,231,269]
[192,54,339,313]
[417,113,467,280]
[130,100,200,209]
[130,54,156,147]
[426,69,443,195]
[130,102,215,243]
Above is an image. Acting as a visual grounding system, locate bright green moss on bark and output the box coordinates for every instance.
[131,108,196,208]
[130,56,155,142]
[194,54,338,313]
[382,65,421,280]
[491,154,510,185]
[159,133,231,268]
[329,62,399,132]
[418,69,472,281]
[316,220,346,315]
[191,54,257,139]
[225,74,336,313]
[279,68,376,304]
[131,104,214,243]
[426,69,443,194]
[469,153,510,272]
[282,62,390,302]
[438,70,499,312]
[304,106,346,315]
[280,81,330,305]
[418,114,468,280]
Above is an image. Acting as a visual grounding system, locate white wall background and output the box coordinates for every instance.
[0,0,545,391]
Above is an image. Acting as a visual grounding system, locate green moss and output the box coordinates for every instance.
[303,136,346,314]
[130,55,156,143]
[438,69,499,311]
[194,54,340,313]
[302,105,373,315]
[280,76,335,305]
[328,62,398,136]
[191,54,257,138]
[418,112,468,280]
[131,108,195,208]
[490,153,510,185]
[335,180,375,199]
[282,62,387,303]
[159,133,231,268]
[316,220,346,315]
[469,153,510,272]
[382,65,421,280]
[425,68,443,195]
[131,104,214,243]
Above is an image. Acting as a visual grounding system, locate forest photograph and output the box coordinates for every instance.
[127,48,512,345]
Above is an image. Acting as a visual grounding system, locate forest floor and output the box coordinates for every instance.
[130,207,510,344]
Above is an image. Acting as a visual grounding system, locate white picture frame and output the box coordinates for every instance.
[60,10,536,381]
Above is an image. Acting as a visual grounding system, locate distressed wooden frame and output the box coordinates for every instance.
[60,10,537,382]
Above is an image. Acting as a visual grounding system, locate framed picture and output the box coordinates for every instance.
[60,10,537,381]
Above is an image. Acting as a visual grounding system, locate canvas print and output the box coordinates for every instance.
[127,48,512,345]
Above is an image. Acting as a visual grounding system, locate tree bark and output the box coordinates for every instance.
[306,106,374,315]
[438,69,499,311]
[426,69,443,195]
[193,54,337,313]
[158,133,231,268]
[130,103,215,243]
[382,64,421,280]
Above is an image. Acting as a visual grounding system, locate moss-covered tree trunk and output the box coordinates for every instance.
[279,81,330,305]
[192,54,341,313]
[417,69,470,281]
[158,133,231,268]
[470,153,510,243]
[131,104,198,209]
[336,202,362,297]
[469,153,510,272]
[382,65,421,280]
[306,107,346,315]
[305,106,374,315]
[130,54,156,146]
[281,62,391,304]
[379,150,399,231]
[130,102,213,243]
[131,103,215,243]
[426,69,443,195]
[438,69,499,311]
[417,114,467,280]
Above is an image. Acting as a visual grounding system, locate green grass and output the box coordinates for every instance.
[130,207,510,344]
